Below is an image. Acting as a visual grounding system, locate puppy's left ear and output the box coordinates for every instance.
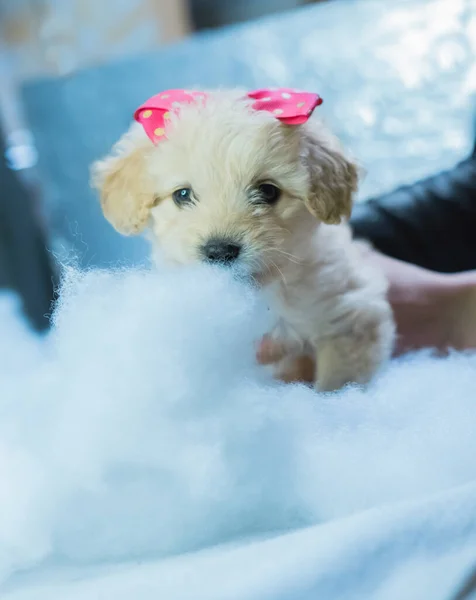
[300,123,359,224]
[90,127,156,236]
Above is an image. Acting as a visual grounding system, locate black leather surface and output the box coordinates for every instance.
[21,0,476,268]
[0,131,55,330]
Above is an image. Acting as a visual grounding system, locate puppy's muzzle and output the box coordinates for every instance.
[202,239,241,265]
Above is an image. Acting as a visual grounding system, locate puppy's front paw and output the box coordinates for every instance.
[316,319,393,392]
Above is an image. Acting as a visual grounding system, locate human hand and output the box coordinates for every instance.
[363,250,476,355]
[256,335,316,384]
[256,251,476,384]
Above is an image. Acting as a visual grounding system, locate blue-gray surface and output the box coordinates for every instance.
[22,0,476,269]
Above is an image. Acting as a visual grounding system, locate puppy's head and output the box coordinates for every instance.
[91,90,358,280]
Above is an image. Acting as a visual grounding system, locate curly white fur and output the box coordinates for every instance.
[91,89,395,391]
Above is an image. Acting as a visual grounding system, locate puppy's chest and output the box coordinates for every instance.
[266,281,323,345]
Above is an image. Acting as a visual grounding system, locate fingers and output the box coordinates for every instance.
[256,335,289,365]
[276,355,316,384]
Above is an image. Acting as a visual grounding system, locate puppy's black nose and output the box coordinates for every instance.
[202,240,241,264]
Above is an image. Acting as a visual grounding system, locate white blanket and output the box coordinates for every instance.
[1,266,475,599]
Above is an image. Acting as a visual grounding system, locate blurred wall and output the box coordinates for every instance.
[0,0,191,81]
[0,0,190,326]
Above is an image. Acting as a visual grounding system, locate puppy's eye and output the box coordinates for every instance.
[173,187,193,207]
[257,183,281,205]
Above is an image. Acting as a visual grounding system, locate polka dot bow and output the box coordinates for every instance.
[134,88,323,144]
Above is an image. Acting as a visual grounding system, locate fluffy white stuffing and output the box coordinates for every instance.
[0,266,476,596]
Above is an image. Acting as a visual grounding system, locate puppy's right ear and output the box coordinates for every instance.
[300,122,359,225]
[90,131,155,236]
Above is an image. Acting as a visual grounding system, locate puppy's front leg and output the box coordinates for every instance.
[316,315,394,392]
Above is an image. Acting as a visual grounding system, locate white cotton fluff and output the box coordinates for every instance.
[0,264,476,586]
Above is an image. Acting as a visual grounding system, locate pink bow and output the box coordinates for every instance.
[247,88,322,125]
[134,88,323,144]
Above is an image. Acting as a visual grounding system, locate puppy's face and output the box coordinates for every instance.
[92,91,358,282]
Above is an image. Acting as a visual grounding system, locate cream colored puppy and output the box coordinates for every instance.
[91,89,395,391]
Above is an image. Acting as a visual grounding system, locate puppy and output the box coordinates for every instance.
[91,88,395,391]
